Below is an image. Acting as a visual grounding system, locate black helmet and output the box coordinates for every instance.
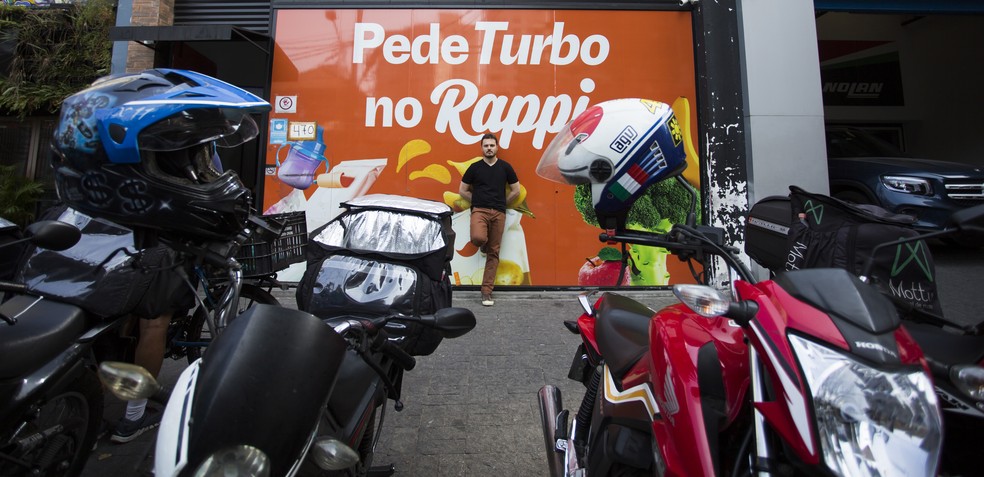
[50,69,271,240]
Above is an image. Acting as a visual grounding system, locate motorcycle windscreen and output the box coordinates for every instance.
[188,304,346,476]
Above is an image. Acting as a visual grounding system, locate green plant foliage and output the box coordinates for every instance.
[0,164,43,226]
[0,0,114,117]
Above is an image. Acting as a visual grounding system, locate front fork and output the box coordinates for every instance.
[748,347,773,477]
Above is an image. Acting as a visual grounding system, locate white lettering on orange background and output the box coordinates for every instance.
[475,21,609,66]
[353,22,469,65]
[352,21,610,67]
[430,77,595,149]
[364,77,595,149]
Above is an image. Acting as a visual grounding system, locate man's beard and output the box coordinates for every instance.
[484,150,495,158]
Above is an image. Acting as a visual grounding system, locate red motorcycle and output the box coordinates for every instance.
[535,98,945,477]
[746,186,984,476]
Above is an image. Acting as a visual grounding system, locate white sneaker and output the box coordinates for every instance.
[481,295,494,306]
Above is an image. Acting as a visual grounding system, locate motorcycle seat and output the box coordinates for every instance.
[0,294,86,379]
[903,321,984,367]
[595,292,655,378]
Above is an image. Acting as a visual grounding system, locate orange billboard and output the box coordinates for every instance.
[265,9,699,287]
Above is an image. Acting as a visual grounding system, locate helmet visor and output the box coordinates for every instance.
[138,108,260,152]
[536,120,597,186]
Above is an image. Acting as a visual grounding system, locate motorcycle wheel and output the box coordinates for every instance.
[0,369,102,477]
[184,284,280,363]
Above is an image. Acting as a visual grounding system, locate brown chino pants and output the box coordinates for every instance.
[469,207,505,296]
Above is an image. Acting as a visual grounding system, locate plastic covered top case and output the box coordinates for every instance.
[308,194,454,281]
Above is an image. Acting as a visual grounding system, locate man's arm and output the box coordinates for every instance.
[506,181,521,205]
[459,181,473,203]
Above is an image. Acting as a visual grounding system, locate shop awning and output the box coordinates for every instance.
[815,0,984,14]
[109,25,270,54]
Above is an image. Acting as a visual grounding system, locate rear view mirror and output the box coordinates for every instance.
[420,307,476,339]
[25,220,81,251]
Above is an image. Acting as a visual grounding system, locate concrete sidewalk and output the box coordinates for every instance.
[81,289,678,476]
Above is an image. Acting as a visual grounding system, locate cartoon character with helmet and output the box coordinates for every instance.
[536,98,688,229]
[537,98,695,286]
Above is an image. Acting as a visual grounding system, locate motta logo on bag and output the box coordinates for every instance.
[887,240,936,306]
[802,200,824,225]
[890,241,933,281]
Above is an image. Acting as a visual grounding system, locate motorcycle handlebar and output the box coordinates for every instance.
[372,333,417,371]
[600,225,754,282]
[333,317,417,371]
[0,280,27,294]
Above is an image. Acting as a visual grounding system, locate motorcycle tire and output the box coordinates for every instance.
[184,284,280,363]
[0,369,102,477]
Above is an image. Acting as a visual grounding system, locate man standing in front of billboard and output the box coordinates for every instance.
[459,133,521,307]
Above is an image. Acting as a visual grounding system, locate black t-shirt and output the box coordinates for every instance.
[462,159,518,212]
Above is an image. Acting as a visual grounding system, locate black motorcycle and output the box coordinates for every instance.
[98,194,478,476]
[0,218,117,477]
[100,305,476,477]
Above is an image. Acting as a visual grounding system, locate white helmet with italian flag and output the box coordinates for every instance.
[536,98,687,218]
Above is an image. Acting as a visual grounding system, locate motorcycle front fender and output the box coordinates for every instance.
[159,305,347,477]
[155,359,200,477]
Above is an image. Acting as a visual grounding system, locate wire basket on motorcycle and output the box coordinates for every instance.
[233,211,307,277]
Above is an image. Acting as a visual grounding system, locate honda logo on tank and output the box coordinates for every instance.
[265,9,699,287]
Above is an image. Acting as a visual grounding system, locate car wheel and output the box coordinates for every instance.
[833,189,872,205]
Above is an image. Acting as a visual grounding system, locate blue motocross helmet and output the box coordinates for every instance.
[51,69,271,240]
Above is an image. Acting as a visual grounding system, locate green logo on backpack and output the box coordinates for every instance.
[890,240,933,282]
[803,200,824,225]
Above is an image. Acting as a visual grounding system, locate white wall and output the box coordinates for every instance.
[737,0,829,202]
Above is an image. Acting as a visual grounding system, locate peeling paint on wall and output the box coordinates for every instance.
[704,122,752,287]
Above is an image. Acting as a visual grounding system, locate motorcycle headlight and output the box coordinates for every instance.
[789,334,942,477]
[192,445,270,477]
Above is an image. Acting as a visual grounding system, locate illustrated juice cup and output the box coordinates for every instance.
[276,126,327,189]
[496,210,531,286]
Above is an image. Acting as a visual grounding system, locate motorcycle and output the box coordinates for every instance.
[0,218,118,477]
[0,206,280,477]
[100,306,476,476]
[100,194,478,476]
[746,187,984,476]
[534,98,946,476]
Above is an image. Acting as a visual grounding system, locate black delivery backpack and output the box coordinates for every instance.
[296,194,455,356]
[784,185,944,318]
